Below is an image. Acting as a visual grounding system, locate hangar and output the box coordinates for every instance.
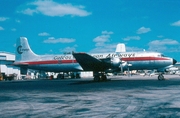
[0,52,20,80]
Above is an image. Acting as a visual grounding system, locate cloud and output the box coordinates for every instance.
[102,31,113,35]
[0,26,4,30]
[126,46,144,52]
[90,44,116,53]
[0,17,9,21]
[15,19,21,23]
[90,31,116,52]
[171,20,180,26]
[38,32,50,36]
[59,45,78,53]
[148,39,179,46]
[136,26,151,34]
[18,0,91,17]
[43,37,75,43]
[148,39,179,52]
[93,31,113,47]
[20,8,37,15]
[122,36,140,41]
[157,35,164,38]
[11,28,16,31]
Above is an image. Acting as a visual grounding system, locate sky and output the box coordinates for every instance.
[0,0,180,61]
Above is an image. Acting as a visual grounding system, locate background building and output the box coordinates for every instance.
[0,52,20,80]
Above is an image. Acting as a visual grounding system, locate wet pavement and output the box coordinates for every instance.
[0,75,180,118]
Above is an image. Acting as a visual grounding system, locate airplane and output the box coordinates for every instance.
[14,37,125,79]
[14,37,177,81]
[72,51,177,81]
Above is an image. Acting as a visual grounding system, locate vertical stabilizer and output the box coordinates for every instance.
[115,43,126,53]
[15,37,39,62]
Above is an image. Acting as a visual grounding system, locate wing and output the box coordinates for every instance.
[72,52,110,71]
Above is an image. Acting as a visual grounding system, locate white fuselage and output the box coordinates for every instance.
[14,51,175,72]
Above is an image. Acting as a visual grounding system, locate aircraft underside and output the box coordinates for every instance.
[28,63,83,72]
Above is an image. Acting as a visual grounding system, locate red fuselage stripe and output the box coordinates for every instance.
[122,57,170,61]
[18,57,170,65]
[20,60,78,65]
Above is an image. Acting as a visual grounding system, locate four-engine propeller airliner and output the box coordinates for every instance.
[14,37,177,81]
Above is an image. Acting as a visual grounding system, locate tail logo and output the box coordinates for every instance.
[17,45,29,54]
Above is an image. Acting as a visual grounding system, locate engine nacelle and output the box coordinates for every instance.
[165,67,178,71]
[111,57,121,68]
[157,68,169,72]
[157,65,176,72]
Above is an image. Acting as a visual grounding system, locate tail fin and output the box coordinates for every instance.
[15,37,39,62]
[115,43,126,53]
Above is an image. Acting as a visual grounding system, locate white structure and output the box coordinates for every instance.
[0,52,20,80]
[80,71,93,78]
[115,43,126,53]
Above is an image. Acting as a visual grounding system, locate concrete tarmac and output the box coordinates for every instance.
[0,74,180,117]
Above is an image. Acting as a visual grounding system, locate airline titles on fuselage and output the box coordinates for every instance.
[106,53,135,58]
[53,53,136,60]
[54,55,72,60]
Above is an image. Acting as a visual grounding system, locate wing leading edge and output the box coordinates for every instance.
[72,52,111,71]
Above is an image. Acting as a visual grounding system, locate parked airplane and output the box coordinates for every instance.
[14,37,125,79]
[14,37,177,81]
[72,51,177,81]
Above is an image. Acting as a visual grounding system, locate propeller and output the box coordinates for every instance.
[119,59,127,73]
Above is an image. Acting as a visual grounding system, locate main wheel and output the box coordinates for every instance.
[101,74,107,81]
[158,74,164,80]
[94,76,100,81]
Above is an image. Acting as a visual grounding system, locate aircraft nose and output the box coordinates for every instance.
[173,58,177,65]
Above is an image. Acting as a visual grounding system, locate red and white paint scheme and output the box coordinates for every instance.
[14,37,177,81]
[14,37,82,73]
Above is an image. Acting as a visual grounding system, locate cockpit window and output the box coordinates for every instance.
[160,54,166,57]
[157,54,165,57]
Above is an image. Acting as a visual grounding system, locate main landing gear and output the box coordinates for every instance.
[93,72,107,82]
[158,73,165,80]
